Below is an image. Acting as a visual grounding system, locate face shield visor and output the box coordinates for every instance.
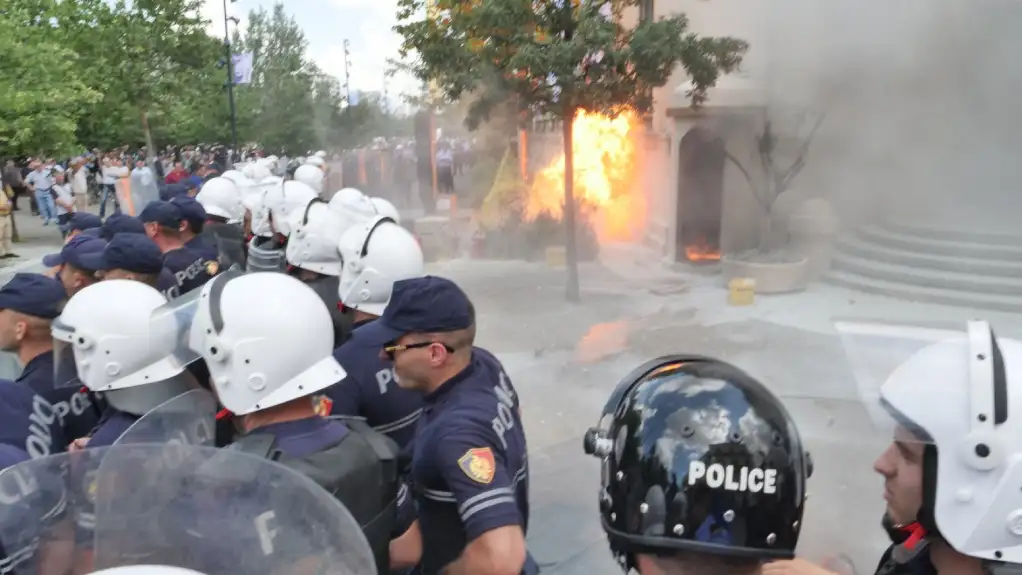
[51,319,81,390]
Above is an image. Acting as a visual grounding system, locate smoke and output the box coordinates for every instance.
[759,0,1022,229]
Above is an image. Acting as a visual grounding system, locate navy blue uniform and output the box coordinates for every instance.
[186,235,220,262]
[410,348,532,574]
[329,319,425,449]
[17,351,100,443]
[162,246,218,295]
[0,379,66,459]
[87,408,139,448]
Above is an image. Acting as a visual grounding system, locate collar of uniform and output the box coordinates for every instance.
[248,416,331,438]
[352,318,375,330]
[424,353,477,405]
[16,349,54,384]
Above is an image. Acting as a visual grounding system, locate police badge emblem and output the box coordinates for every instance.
[457,447,496,484]
[313,395,333,417]
[204,260,220,276]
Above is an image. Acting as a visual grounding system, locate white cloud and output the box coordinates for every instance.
[200,0,248,41]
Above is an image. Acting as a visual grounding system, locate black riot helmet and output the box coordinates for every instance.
[583,355,813,569]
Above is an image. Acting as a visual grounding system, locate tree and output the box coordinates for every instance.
[724,109,824,255]
[0,0,102,156]
[396,0,748,301]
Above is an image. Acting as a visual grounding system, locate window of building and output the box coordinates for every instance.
[639,0,654,22]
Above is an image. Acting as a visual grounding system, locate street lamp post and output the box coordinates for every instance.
[223,0,239,167]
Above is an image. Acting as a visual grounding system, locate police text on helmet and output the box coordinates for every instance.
[687,461,778,494]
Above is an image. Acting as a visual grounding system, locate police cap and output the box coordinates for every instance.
[101,213,146,240]
[138,201,184,228]
[584,355,811,567]
[77,234,164,275]
[352,276,470,346]
[170,195,207,226]
[0,273,67,319]
[60,212,102,234]
[42,236,107,271]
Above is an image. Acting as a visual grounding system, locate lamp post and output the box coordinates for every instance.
[223,0,239,167]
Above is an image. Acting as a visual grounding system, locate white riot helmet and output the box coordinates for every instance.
[285,200,344,276]
[220,170,248,187]
[329,187,377,231]
[315,150,327,159]
[52,281,196,414]
[242,176,283,238]
[837,319,1022,563]
[338,216,424,316]
[241,162,271,182]
[183,272,346,415]
[268,180,318,236]
[91,568,207,575]
[294,164,325,194]
[196,177,244,223]
[305,155,326,169]
[369,197,399,223]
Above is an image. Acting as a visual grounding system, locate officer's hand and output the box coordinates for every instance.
[68,437,89,452]
[762,558,845,575]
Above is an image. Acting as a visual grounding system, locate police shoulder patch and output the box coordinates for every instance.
[313,395,333,417]
[204,260,220,276]
[457,447,495,484]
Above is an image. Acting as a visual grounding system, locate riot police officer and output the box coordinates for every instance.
[583,355,814,574]
[98,213,146,240]
[170,194,220,262]
[835,319,1022,575]
[60,212,103,242]
[171,271,413,572]
[0,273,99,443]
[329,216,425,448]
[42,235,106,297]
[284,198,350,346]
[244,179,316,272]
[139,201,218,296]
[196,176,247,269]
[352,276,536,574]
[52,279,200,448]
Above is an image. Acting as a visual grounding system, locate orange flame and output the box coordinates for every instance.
[524,110,646,243]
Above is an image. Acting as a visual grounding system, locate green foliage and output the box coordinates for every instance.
[1,0,412,158]
[395,0,750,123]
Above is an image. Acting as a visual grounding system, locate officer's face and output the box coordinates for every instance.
[873,425,924,526]
[0,311,26,352]
[99,268,133,281]
[385,334,449,390]
[58,265,93,297]
[143,222,159,240]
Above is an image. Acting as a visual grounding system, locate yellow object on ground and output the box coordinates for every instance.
[727,278,756,306]
[478,148,525,230]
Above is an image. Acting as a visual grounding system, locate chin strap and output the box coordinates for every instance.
[899,522,926,551]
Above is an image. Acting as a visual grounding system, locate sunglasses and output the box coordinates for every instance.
[383,341,455,360]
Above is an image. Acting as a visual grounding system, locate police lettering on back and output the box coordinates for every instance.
[375,368,394,395]
[491,372,517,451]
[175,258,210,287]
[27,395,59,459]
[687,460,778,494]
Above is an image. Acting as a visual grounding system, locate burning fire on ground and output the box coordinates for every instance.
[523,110,646,244]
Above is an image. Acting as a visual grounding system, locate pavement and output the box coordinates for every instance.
[425,255,1022,573]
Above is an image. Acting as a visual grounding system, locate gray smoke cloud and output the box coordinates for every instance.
[758,0,1022,230]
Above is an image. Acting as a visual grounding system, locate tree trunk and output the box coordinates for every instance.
[140,108,157,161]
[562,107,580,302]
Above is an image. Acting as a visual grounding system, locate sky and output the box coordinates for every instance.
[199,0,421,109]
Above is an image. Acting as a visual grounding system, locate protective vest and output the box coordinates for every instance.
[228,417,400,571]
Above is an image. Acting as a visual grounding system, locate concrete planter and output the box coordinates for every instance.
[721,253,810,294]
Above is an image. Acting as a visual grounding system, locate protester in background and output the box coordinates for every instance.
[52,172,76,234]
[98,156,122,218]
[0,179,16,259]
[25,160,57,225]
[164,161,188,185]
[2,160,25,212]
[435,142,455,195]
[71,157,89,213]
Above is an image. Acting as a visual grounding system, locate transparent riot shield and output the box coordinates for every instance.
[0,445,377,575]
[128,166,160,215]
[112,389,217,447]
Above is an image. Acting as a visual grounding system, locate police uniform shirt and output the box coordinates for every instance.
[410,348,531,573]
[0,378,66,459]
[157,268,179,299]
[328,319,424,449]
[86,408,139,448]
[17,351,99,443]
[162,246,218,295]
[185,234,219,263]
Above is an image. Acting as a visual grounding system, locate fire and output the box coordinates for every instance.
[524,110,646,243]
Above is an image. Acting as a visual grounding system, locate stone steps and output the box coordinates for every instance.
[823,223,1022,312]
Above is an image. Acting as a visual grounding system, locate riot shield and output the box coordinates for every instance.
[112,389,217,447]
[128,167,160,215]
[0,445,377,575]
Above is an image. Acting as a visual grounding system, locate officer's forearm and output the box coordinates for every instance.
[442,525,526,575]
[389,520,422,569]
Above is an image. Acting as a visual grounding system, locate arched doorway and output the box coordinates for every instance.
[675,127,725,263]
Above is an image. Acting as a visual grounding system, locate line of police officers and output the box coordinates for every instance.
[0,152,1008,575]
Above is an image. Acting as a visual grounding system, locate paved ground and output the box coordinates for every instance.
[425,253,1022,573]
